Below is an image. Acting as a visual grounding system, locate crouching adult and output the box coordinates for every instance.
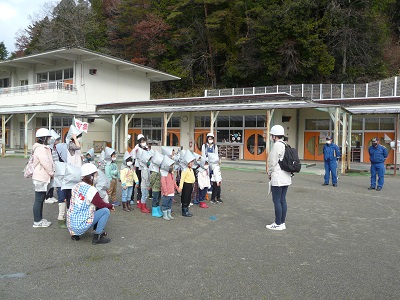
[66,163,115,244]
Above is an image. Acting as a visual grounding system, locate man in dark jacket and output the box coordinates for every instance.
[368,137,388,191]
[322,136,341,187]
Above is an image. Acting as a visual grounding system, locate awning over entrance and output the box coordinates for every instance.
[96,93,340,114]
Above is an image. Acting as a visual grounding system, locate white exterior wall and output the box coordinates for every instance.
[76,60,150,111]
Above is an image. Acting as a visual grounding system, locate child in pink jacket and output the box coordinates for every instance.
[160,156,179,221]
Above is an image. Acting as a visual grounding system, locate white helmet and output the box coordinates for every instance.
[137,134,145,141]
[81,163,98,177]
[270,125,285,136]
[206,132,214,138]
[36,128,51,138]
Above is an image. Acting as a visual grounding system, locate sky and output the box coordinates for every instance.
[0,0,60,53]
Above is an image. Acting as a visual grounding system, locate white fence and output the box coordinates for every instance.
[0,81,77,97]
[205,77,399,100]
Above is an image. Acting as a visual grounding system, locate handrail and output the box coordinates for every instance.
[205,77,399,100]
[0,81,77,96]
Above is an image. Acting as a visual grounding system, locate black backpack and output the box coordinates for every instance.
[278,141,301,173]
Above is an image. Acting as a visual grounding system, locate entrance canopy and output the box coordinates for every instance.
[96,93,339,114]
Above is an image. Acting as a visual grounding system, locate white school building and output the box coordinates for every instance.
[1,47,399,170]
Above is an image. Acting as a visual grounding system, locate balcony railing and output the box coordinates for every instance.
[0,81,77,97]
[205,77,400,100]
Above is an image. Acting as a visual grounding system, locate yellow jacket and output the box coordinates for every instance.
[120,167,139,187]
[179,168,195,189]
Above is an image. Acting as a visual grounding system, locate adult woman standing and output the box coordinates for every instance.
[32,128,55,228]
[266,125,291,231]
[67,163,114,244]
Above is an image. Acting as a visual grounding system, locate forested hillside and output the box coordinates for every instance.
[3,0,400,98]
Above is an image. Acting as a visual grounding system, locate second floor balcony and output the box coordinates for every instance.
[0,81,77,97]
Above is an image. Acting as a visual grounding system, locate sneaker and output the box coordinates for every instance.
[368,186,375,190]
[266,223,283,230]
[112,201,121,206]
[281,223,286,230]
[41,219,52,226]
[33,220,51,228]
[189,203,193,207]
[44,198,55,204]
[376,187,382,191]
[210,200,218,204]
[217,199,223,203]
[130,200,134,205]
[322,183,329,186]
[333,184,337,187]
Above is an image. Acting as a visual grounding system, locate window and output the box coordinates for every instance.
[245,115,266,127]
[380,118,394,130]
[51,117,72,127]
[36,68,74,83]
[305,119,331,130]
[217,116,229,127]
[0,78,10,87]
[217,129,243,143]
[230,116,243,127]
[352,118,363,130]
[194,116,211,127]
[365,118,379,130]
[245,115,257,127]
[36,118,48,127]
[143,129,162,146]
[167,117,180,127]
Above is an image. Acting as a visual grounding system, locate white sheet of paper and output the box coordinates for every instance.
[268,181,271,194]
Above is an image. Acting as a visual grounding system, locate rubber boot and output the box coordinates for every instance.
[156,206,162,216]
[182,207,193,217]
[199,201,209,209]
[58,219,68,229]
[92,233,111,245]
[141,202,151,213]
[162,210,170,221]
[57,202,67,228]
[152,206,163,217]
[58,202,66,220]
[167,209,174,220]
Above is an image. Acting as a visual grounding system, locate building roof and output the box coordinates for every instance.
[0,47,180,82]
[96,93,340,115]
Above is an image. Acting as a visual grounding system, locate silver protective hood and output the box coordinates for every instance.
[197,156,208,172]
[65,124,83,144]
[137,147,153,169]
[123,151,131,161]
[86,148,94,157]
[105,147,115,159]
[160,155,175,176]
[149,151,164,173]
[180,150,196,170]
[161,146,177,157]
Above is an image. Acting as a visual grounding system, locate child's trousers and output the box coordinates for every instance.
[211,182,221,200]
